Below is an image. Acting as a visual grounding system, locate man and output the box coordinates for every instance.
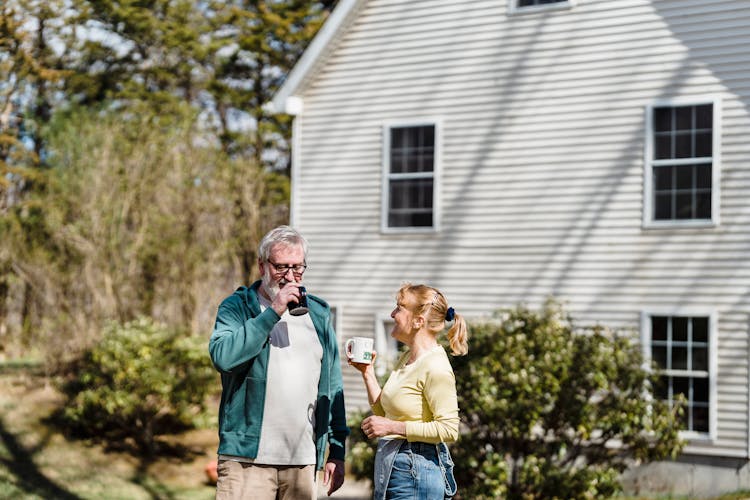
[209,226,348,499]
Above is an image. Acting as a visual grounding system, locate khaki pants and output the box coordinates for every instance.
[215,460,316,500]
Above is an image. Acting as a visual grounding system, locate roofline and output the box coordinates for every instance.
[270,0,365,115]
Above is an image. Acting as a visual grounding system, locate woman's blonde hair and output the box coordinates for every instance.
[397,283,468,356]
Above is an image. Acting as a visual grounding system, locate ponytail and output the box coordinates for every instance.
[446,312,469,356]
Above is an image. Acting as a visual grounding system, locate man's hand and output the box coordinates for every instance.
[323,458,345,496]
[270,281,302,316]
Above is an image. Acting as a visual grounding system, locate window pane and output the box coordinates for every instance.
[673,317,688,341]
[675,133,692,158]
[695,165,712,188]
[388,212,406,227]
[695,192,711,219]
[675,193,693,219]
[673,376,690,399]
[695,132,712,157]
[654,166,673,190]
[404,127,417,148]
[672,346,688,370]
[654,108,672,132]
[693,317,709,342]
[652,316,669,341]
[694,377,709,403]
[692,347,708,371]
[423,125,435,147]
[391,128,404,149]
[654,134,672,160]
[409,211,433,227]
[407,155,420,173]
[391,155,405,173]
[389,182,406,209]
[675,167,693,190]
[652,345,668,368]
[654,194,672,220]
[693,405,709,432]
[675,106,693,130]
[695,104,713,129]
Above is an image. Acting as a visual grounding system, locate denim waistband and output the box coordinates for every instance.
[399,441,438,457]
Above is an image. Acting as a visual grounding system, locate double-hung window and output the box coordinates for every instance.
[644,98,721,227]
[509,0,576,14]
[519,0,568,6]
[643,312,716,437]
[382,122,440,232]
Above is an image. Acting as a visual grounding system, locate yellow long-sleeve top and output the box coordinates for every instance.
[371,345,459,444]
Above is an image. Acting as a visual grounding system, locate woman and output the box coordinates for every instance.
[349,283,469,500]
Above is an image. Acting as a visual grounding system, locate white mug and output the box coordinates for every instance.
[345,337,374,364]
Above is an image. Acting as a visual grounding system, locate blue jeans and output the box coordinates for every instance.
[385,441,444,500]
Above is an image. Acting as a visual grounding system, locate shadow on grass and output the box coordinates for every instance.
[0,416,82,500]
[132,455,175,500]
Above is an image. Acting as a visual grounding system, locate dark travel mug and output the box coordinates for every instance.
[288,286,309,316]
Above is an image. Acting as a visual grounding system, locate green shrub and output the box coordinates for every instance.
[56,317,216,455]
[347,409,376,482]
[451,300,685,499]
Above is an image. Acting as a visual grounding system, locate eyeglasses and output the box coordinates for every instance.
[267,260,307,275]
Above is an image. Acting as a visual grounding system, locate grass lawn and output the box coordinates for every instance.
[0,364,217,500]
[1,363,749,500]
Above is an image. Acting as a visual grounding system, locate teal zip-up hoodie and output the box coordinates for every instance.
[208,280,349,469]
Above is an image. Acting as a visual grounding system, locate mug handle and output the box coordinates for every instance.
[345,338,354,359]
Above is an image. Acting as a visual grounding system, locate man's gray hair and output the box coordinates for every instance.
[258,225,309,261]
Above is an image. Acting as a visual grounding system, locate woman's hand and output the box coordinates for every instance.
[360,415,406,439]
[347,350,378,375]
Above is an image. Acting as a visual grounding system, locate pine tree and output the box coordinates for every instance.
[1,0,66,195]
[209,1,333,168]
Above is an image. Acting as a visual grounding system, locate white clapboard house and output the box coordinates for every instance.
[270,0,750,494]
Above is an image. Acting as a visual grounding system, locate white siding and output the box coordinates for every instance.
[289,0,750,458]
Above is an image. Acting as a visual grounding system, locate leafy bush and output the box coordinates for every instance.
[451,300,685,499]
[347,409,376,483]
[56,317,216,455]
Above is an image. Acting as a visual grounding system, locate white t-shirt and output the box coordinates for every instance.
[221,295,323,465]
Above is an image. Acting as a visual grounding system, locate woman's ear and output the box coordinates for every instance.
[412,315,425,330]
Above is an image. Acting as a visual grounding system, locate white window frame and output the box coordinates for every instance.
[508,0,577,16]
[640,309,718,441]
[643,96,722,229]
[374,313,399,377]
[329,304,343,338]
[381,119,442,234]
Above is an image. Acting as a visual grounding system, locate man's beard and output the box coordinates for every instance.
[261,268,288,300]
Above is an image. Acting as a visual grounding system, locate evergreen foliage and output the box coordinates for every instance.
[0,0,66,207]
